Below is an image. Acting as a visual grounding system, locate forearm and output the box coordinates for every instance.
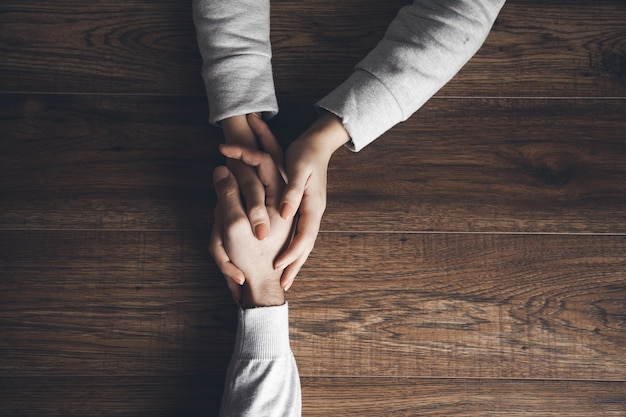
[318,0,506,151]
[192,0,278,125]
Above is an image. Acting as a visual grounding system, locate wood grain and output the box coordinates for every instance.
[2,0,625,415]
[0,1,624,97]
[0,230,237,377]
[324,97,626,233]
[1,377,624,416]
[2,95,625,233]
[0,93,219,231]
[289,233,626,379]
[2,231,624,380]
[0,0,204,95]
[301,378,626,416]
[0,376,224,417]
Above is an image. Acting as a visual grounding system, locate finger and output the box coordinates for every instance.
[225,275,243,305]
[213,166,246,220]
[210,203,246,285]
[223,161,270,240]
[274,207,320,270]
[212,243,247,285]
[274,230,314,270]
[280,254,307,291]
[220,144,284,207]
[211,192,244,303]
[247,114,285,173]
[280,168,309,220]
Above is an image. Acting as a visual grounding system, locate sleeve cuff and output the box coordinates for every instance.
[316,69,404,152]
[202,54,279,125]
[235,302,291,360]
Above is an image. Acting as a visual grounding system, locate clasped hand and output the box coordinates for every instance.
[211,113,349,303]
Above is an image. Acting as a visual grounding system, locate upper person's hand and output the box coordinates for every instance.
[221,115,272,240]
[271,112,350,291]
[210,114,286,293]
[211,143,293,307]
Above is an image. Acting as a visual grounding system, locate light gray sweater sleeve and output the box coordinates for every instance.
[219,303,301,417]
[193,0,278,125]
[317,0,506,151]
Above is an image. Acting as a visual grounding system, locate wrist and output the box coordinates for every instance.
[299,112,350,160]
[221,114,258,148]
[241,271,285,309]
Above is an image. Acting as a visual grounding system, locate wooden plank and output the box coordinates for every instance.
[0,0,205,95]
[2,231,624,380]
[2,95,625,233]
[0,376,224,417]
[301,378,626,416]
[0,230,238,377]
[324,97,626,233]
[289,233,626,379]
[309,378,626,416]
[1,377,624,417]
[0,0,624,97]
[0,94,219,231]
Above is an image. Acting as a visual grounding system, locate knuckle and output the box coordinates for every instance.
[219,181,239,198]
[291,181,306,193]
[248,204,267,215]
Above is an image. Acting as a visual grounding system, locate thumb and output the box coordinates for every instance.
[280,165,309,220]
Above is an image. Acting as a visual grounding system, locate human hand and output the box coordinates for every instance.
[221,115,272,240]
[273,112,349,291]
[211,115,286,293]
[211,144,293,307]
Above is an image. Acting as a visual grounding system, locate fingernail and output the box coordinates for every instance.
[227,275,242,286]
[280,202,295,220]
[213,166,229,181]
[255,223,269,240]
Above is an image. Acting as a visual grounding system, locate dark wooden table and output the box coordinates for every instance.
[1,0,625,415]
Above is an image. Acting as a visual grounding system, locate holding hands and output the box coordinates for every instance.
[211,135,291,307]
[211,113,349,302]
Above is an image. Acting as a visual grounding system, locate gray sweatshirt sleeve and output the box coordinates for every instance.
[317,0,506,151]
[219,303,301,417]
[193,0,278,125]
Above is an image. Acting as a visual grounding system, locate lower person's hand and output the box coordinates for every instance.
[211,145,293,306]
[211,115,285,293]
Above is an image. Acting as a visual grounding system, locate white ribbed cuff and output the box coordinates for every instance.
[235,302,291,360]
